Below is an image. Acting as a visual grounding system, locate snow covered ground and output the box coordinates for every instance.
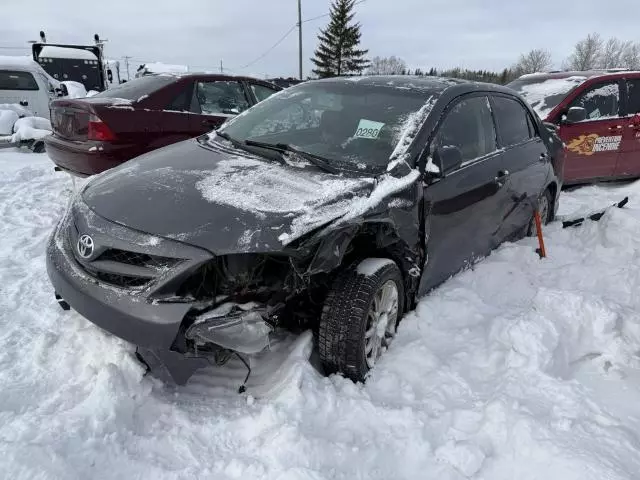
[1,150,640,479]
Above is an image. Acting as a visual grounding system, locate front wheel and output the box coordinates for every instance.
[319,258,405,383]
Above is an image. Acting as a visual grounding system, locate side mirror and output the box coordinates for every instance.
[55,84,69,97]
[564,106,587,124]
[543,121,559,133]
[434,145,463,175]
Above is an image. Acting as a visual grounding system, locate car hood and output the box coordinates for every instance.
[82,138,375,254]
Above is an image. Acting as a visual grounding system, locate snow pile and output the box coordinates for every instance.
[0,108,51,143]
[1,151,640,478]
[10,116,52,142]
[0,103,33,118]
[0,109,19,135]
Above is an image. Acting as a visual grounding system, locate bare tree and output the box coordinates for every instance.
[367,55,407,75]
[566,33,604,70]
[621,42,640,69]
[513,49,553,75]
[599,38,633,68]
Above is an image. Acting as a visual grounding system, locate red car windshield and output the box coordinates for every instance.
[508,76,589,119]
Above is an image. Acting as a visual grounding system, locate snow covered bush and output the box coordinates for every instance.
[0,109,19,135]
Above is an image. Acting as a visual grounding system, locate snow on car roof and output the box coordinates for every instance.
[317,75,467,93]
[139,62,189,74]
[0,55,42,70]
[0,55,60,87]
[39,46,98,60]
[510,75,589,119]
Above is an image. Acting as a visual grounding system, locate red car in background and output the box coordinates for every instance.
[45,74,281,176]
[509,70,640,185]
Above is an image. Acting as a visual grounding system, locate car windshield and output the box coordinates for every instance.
[508,76,588,119]
[91,75,175,101]
[218,81,433,173]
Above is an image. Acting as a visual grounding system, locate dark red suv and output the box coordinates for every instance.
[45,74,281,177]
[509,70,640,184]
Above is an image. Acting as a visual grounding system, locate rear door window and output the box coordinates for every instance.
[491,96,533,147]
[167,87,190,112]
[568,81,621,121]
[0,71,39,91]
[433,96,497,166]
[192,81,250,115]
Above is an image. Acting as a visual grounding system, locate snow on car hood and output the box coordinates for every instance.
[82,139,375,254]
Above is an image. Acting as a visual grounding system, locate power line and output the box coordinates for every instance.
[233,0,368,72]
[236,25,298,70]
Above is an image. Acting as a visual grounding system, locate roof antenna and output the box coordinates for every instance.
[39,31,46,43]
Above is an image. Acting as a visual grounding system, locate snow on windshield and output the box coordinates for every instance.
[387,95,437,172]
[512,76,587,119]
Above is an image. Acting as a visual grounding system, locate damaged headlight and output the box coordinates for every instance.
[185,303,273,354]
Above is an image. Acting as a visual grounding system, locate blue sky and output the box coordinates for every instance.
[2,0,639,79]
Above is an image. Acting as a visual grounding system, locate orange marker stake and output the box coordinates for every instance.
[534,210,546,259]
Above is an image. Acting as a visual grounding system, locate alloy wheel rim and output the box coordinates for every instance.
[364,280,399,369]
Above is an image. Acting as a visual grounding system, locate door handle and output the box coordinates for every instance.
[540,152,548,160]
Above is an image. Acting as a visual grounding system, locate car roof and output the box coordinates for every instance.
[309,75,518,96]
[144,72,282,89]
[0,55,44,72]
[514,69,640,82]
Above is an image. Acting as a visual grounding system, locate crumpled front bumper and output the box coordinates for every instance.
[45,201,215,384]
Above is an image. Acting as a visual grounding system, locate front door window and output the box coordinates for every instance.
[560,81,622,182]
[192,81,250,115]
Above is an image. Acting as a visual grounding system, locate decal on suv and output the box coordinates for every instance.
[567,134,622,156]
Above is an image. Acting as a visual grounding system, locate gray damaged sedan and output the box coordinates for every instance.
[47,76,562,386]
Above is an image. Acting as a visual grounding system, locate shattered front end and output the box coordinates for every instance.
[46,197,319,385]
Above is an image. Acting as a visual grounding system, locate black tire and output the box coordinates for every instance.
[319,258,405,383]
[528,188,553,236]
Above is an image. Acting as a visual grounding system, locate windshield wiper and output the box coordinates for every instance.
[215,130,241,145]
[244,140,339,174]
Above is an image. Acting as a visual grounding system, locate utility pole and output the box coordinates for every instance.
[297,0,303,80]
[220,60,223,74]
[123,56,132,80]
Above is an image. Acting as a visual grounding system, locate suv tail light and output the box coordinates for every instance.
[88,113,117,141]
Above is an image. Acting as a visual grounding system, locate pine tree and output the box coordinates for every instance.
[311,0,369,78]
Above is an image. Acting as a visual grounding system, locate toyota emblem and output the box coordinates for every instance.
[77,234,94,259]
